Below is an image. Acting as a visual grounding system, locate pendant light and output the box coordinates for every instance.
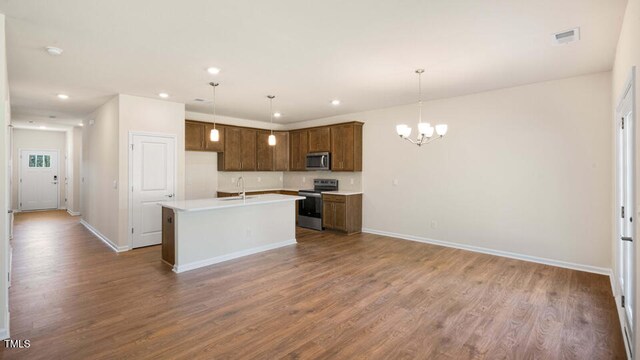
[396,69,448,146]
[209,82,220,142]
[267,95,276,146]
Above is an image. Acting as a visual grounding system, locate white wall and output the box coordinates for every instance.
[117,94,185,248]
[71,127,82,213]
[11,129,66,210]
[611,0,640,352]
[291,72,613,270]
[185,151,218,200]
[82,96,120,245]
[0,13,10,339]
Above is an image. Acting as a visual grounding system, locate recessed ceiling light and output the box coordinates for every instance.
[273,112,282,118]
[57,94,69,100]
[45,46,63,56]
[207,67,221,75]
[78,123,84,127]
[39,126,46,129]
[158,93,169,98]
[331,99,341,106]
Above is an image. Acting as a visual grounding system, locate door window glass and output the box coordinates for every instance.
[36,155,43,167]
[29,155,36,167]
[44,155,50,167]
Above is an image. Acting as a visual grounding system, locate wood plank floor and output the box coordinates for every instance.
[1,210,625,359]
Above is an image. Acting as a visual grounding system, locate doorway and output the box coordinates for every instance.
[19,149,59,211]
[616,66,636,356]
[129,133,176,249]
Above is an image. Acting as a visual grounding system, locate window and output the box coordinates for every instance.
[28,154,52,168]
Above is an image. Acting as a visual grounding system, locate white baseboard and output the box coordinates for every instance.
[80,219,130,252]
[362,228,611,275]
[174,239,297,273]
[67,209,80,216]
[0,327,9,340]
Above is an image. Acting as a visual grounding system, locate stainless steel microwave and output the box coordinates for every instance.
[306,152,330,170]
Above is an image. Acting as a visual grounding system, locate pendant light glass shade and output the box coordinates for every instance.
[209,82,220,142]
[435,124,448,136]
[396,124,412,138]
[210,128,220,141]
[268,95,276,146]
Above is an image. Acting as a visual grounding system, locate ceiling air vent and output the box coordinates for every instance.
[552,28,580,45]
[193,98,211,103]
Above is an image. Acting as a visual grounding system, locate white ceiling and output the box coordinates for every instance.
[0,0,627,125]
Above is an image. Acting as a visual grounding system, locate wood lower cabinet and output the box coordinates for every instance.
[308,127,330,153]
[161,207,175,265]
[218,127,257,171]
[185,121,205,151]
[330,123,363,171]
[289,130,308,171]
[322,194,362,234]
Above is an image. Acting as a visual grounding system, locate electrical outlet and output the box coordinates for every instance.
[113,180,118,189]
[302,177,306,183]
[430,221,438,229]
[393,179,399,186]
[257,177,262,182]
[350,178,354,185]
[231,177,236,183]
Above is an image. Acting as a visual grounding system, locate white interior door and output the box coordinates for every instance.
[20,150,59,211]
[616,69,635,352]
[131,134,175,248]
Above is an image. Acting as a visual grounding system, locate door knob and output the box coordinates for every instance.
[165,194,174,198]
[622,236,633,242]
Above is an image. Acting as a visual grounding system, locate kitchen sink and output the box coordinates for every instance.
[218,196,257,201]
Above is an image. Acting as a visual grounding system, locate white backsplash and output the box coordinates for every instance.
[283,172,362,192]
[217,171,284,191]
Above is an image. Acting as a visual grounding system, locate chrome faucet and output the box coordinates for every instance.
[237,176,246,200]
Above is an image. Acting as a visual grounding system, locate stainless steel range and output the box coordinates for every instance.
[298,179,338,230]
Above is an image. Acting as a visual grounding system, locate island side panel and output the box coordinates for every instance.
[161,206,175,265]
[173,201,296,272]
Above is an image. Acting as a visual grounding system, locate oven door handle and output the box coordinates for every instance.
[299,192,322,198]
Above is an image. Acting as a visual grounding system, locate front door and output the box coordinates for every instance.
[20,149,59,211]
[130,134,176,248]
[616,68,635,353]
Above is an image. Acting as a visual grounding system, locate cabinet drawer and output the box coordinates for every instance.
[323,194,346,203]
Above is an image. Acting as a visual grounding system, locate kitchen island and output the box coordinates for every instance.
[158,194,303,273]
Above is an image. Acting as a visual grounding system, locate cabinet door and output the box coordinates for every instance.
[308,127,330,153]
[334,202,347,231]
[185,122,204,151]
[274,132,289,171]
[322,201,334,229]
[256,131,274,171]
[331,124,355,171]
[240,128,257,171]
[289,130,308,171]
[223,127,243,170]
[204,124,225,152]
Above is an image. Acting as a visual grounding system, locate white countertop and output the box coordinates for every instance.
[217,188,300,193]
[321,191,363,196]
[159,194,305,212]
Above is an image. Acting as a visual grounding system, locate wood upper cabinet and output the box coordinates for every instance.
[204,124,225,152]
[218,127,257,171]
[289,130,308,171]
[330,123,363,171]
[322,194,362,234]
[256,130,274,171]
[308,127,330,153]
[185,121,205,151]
[273,132,289,171]
[185,120,225,152]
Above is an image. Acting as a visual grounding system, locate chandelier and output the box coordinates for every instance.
[396,69,448,146]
